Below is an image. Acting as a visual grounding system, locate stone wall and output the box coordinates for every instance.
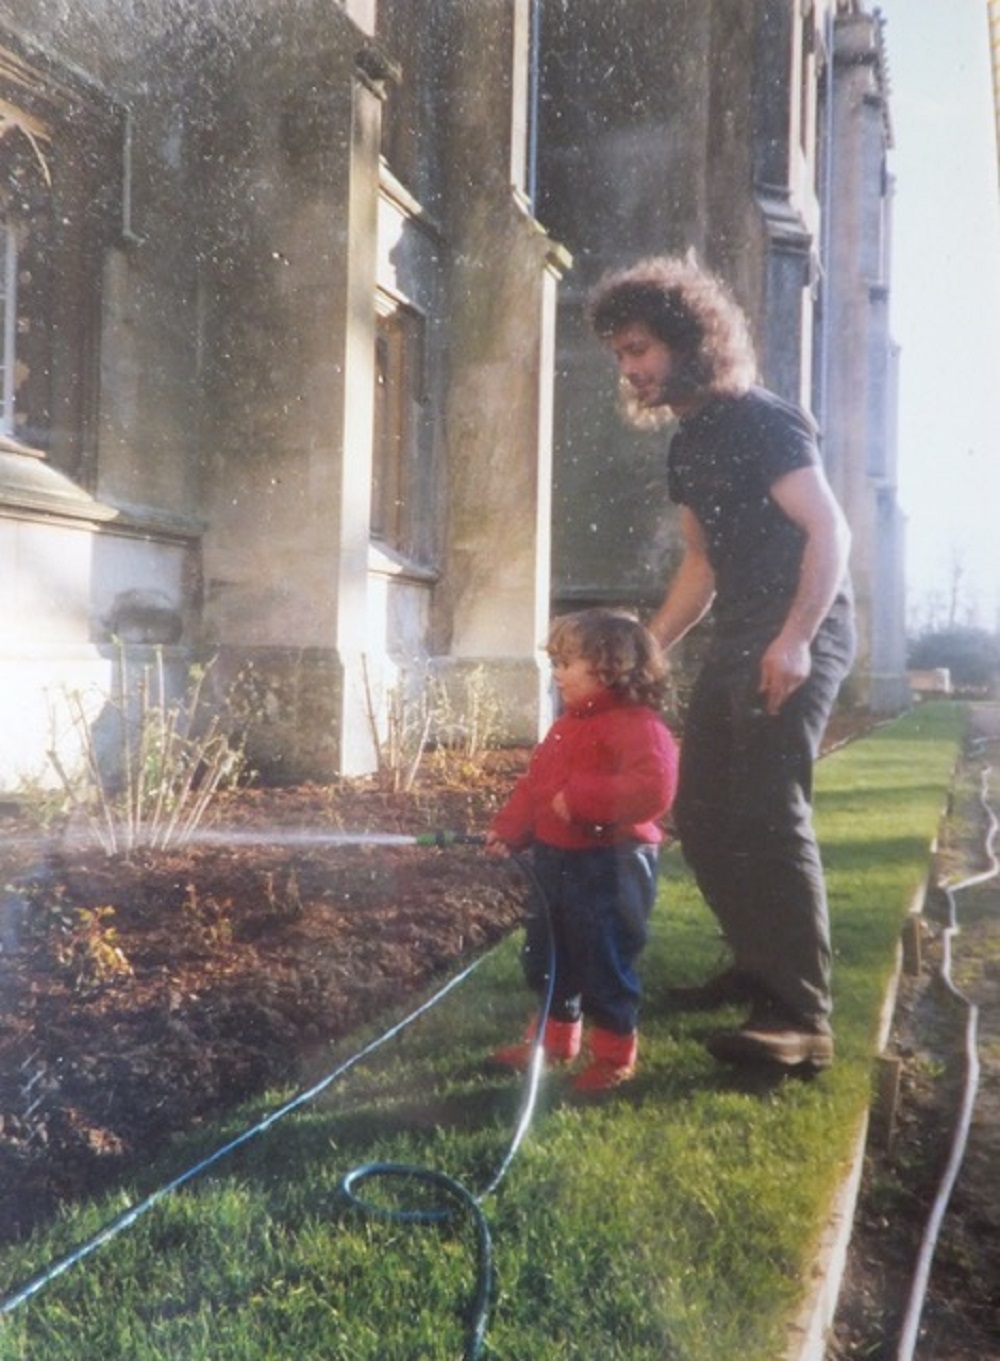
[0,0,569,786]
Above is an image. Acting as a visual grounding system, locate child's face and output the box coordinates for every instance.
[551,650,605,708]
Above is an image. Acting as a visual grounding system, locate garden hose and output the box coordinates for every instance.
[414,830,488,848]
[0,835,554,1361]
[338,848,555,1361]
[340,1162,494,1358]
[894,749,998,1361]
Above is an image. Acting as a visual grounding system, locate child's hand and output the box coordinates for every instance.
[484,831,511,858]
[551,790,572,824]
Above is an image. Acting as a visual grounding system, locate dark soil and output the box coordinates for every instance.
[0,751,532,1248]
[825,704,1000,1361]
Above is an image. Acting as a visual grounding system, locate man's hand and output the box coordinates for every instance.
[758,635,811,715]
[551,790,572,824]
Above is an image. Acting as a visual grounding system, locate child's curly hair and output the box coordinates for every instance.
[546,608,668,709]
[588,254,757,426]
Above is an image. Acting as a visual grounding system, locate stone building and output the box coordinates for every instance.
[0,0,567,785]
[821,4,908,710]
[0,0,906,790]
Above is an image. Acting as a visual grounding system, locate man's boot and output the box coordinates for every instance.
[706,1001,834,1071]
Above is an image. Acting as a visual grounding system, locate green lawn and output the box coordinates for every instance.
[0,703,964,1360]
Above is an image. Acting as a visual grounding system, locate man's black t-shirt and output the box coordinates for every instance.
[667,386,851,639]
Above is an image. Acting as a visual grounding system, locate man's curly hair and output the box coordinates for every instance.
[588,254,758,424]
[546,608,667,709]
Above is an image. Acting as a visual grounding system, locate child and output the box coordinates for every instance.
[485,608,679,1091]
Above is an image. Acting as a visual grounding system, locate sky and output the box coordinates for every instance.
[876,0,1000,632]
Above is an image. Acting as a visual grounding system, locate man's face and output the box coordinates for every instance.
[607,321,692,410]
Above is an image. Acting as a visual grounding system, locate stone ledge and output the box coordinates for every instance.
[0,437,202,541]
[0,440,118,526]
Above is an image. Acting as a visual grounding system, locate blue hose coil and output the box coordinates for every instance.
[336,850,555,1360]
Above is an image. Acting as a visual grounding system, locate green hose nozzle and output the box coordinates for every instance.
[414,829,486,848]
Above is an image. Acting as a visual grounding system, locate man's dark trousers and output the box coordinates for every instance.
[672,612,856,1031]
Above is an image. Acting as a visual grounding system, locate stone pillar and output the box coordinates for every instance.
[431,0,570,743]
[196,37,394,780]
[438,222,570,742]
[330,58,387,773]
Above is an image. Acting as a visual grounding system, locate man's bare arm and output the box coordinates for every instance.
[648,506,716,650]
[759,465,851,713]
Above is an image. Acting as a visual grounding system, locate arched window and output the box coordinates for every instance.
[372,293,426,556]
[0,106,53,449]
[0,35,122,480]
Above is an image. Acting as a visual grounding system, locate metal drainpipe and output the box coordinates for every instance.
[527,0,541,212]
[818,3,836,448]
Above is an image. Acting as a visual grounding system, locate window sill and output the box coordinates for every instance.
[0,436,203,540]
[368,539,438,584]
[0,437,118,526]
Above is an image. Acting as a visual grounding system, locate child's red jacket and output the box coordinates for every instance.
[489,689,679,851]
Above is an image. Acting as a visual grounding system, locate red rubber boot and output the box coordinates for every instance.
[572,1027,637,1092]
[491,1017,582,1069]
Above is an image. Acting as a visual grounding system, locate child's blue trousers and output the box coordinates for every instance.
[519,840,660,1035]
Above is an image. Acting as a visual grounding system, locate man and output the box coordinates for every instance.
[589,255,855,1071]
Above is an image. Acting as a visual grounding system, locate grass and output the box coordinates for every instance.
[0,703,965,1360]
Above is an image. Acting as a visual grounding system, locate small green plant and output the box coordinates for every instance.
[182,882,234,949]
[361,657,505,793]
[361,656,433,794]
[428,664,503,771]
[47,648,247,857]
[4,769,67,833]
[264,869,303,921]
[54,905,133,994]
